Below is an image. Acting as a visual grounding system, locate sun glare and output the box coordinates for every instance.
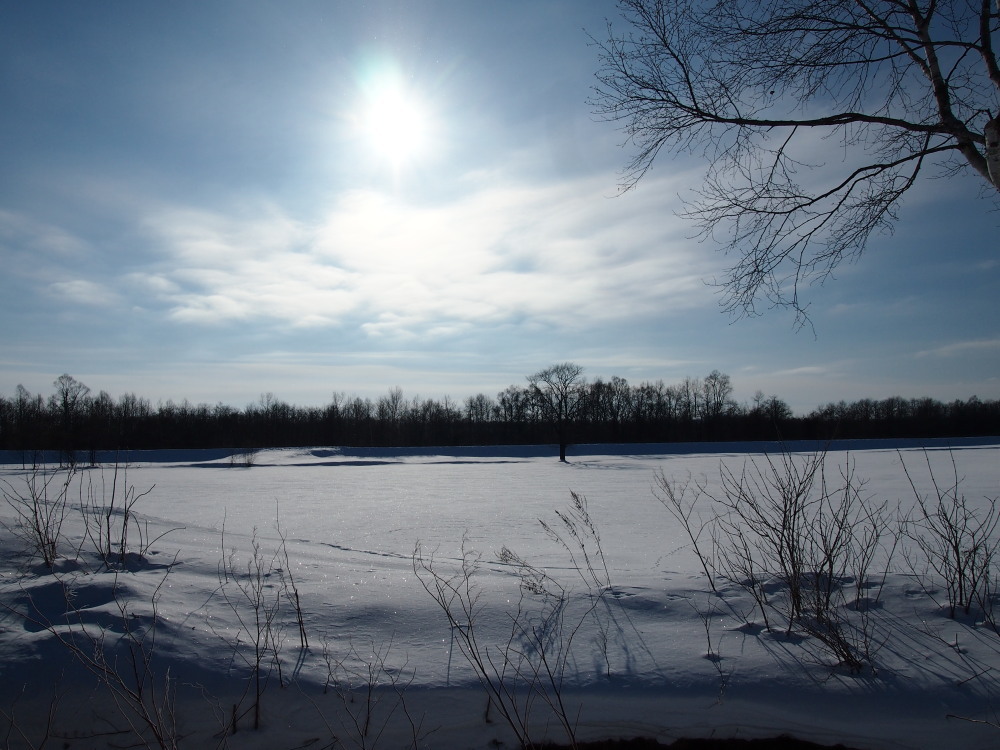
[356,71,432,170]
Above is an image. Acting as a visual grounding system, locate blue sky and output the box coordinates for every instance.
[1,1,997,415]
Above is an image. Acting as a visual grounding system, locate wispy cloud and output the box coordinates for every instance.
[916,339,1000,358]
[0,209,90,259]
[770,365,838,377]
[47,279,118,307]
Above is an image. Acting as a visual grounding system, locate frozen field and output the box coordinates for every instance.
[1,440,1000,749]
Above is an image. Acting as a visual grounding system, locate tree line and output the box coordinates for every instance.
[1,368,998,460]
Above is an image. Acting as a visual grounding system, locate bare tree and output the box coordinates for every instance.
[51,374,90,420]
[593,0,1000,324]
[527,363,586,462]
[50,374,90,465]
[464,393,496,425]
[701,369,735,420]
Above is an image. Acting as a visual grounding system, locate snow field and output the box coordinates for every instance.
[0,443,999,749]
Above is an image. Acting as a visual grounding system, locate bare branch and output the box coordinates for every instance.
[592,0,1000,320]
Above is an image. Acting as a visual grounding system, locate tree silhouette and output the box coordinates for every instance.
[50,374,90,464]
[527,363,586,462]
[593,0,1000,324]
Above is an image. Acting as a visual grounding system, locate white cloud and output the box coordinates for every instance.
[132,169,718,337]
[123,272,181,296]
[47,279,117,307]
[135,204,361,326]
[314,171,713,333]
[144,204,307,265]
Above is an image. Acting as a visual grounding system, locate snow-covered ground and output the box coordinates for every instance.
[1,441,999,749]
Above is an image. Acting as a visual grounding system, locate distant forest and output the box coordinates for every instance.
[1,371,999,457]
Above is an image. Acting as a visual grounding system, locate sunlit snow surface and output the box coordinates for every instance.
[1,441,1000,749]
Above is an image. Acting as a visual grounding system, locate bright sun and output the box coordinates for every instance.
[357,73,432,169]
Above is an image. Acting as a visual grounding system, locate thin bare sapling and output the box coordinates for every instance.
[1,465,75,570]
[414,491,626,750]
[688,595,732,701]
[275,507,308,651]
[80,461,162,569]
[652,471,717,592]
[715,451,824,624]
[901,449,1000,620]
[495,544,585,747]
[210,505,312,735]
[704,451,891,671]
[535,490,650,683]
[320,635,426,750]
[413,538,533,748]
[215,515,305,733]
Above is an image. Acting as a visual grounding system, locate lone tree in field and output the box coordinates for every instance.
[528,362,586,462]
[50,373,90,464]
[593,0,1000,324]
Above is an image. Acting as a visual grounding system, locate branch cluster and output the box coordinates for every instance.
[593,0,1000,319]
